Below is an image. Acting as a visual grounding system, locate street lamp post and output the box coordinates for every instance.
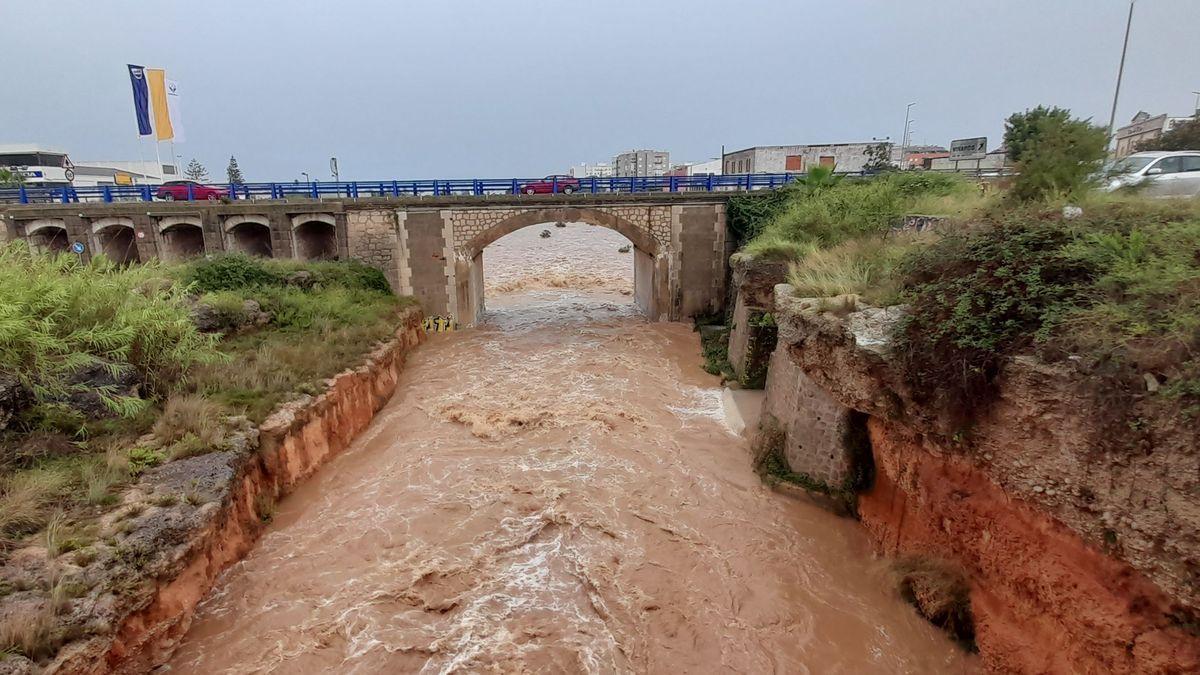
[301,172,310,183]
[1107,0,1136,143]
[900,102,916,170]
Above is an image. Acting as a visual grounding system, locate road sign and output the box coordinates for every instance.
[71,241,85,254]
[950,137,988,160]
[64,168,75,181]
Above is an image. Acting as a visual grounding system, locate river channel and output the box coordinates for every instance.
[167,223,973,674]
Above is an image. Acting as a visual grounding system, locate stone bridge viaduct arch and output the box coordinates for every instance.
[0,195,729,325]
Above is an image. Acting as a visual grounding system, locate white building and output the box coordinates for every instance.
[0,144,178,187]
[722,142,884,174]
[568,162,613,178]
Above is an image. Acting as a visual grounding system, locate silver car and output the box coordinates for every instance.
[1102,151,1200,197]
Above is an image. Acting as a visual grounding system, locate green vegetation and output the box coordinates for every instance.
[731,104,1200,442]
[1002,106,1108,202]
[742,170,977,262]
[0,168,24,187]
[0,245,220,417]
[0,249,414,558]
[897,195,1200,426]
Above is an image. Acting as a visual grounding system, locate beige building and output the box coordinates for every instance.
[1114,111,1192,158]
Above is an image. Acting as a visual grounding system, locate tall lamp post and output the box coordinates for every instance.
[1107,0,1136,143]
[900,102,916,170]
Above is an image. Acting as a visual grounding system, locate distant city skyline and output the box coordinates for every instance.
[2,0,1198,181]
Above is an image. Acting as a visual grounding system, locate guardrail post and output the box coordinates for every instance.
[18,186,27,204]
[392,180,399,197]
[102,186,112,203]
[669,176,678,192]
[351,182,359,199]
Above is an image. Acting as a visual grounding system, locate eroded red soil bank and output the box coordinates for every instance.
[47,309,424,674]
[860,417,1200,673]
[751,283,1200,673]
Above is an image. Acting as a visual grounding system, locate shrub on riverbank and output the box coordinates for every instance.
[740,170,980,262]
[0,249,414,561]
[896,195,1200,423]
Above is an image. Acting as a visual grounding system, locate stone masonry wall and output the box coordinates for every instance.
[448,205,673,255]
[761,342,859,486]
[345,209,399,290]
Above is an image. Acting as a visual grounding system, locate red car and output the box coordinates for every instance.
[520,174,580,194]
[156,180,226,201]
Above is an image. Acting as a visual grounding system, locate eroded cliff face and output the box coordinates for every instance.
[766,285,1200,672]
[43,309,425,675]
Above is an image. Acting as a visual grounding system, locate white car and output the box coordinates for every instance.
[1101,151,1200,197]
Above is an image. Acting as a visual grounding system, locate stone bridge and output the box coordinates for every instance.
[0,193,731,324]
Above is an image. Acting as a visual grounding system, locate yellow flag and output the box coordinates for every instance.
[147,68,173,141]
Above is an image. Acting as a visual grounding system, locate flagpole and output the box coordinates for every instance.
[136,136,147,185]
[153,141,164,182]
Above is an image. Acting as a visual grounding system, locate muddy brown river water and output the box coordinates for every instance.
[168,225,974,673]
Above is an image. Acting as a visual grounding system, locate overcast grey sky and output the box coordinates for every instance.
[2,0,1197,180]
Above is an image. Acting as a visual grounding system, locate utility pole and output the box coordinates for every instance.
[1107,0,1136,143]
[329,157,339,182]
[900,102,915,170]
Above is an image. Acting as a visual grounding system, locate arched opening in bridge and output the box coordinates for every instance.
[95,224,140,265]
[293,220,338,260]
[161,223,205,260]
[28,225,69,255]
[227,222,273,257]
[455,208,665,326]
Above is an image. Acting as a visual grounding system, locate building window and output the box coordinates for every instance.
[785,155,804,171]
[819,156,836,168]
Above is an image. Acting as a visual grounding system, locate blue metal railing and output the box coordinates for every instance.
[0,173,814,205]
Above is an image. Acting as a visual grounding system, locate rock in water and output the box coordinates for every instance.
[540,230,551,238]
[554,221,567,228]
[618,244,631,253]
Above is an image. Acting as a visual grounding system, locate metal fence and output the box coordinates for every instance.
[0,173,807,204]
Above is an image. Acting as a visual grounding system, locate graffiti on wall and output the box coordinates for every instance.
[422,316,458,333]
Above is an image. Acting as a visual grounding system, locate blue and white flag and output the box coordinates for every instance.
[127,64,153,136]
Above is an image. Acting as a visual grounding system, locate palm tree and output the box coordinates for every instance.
[796,165,842,192]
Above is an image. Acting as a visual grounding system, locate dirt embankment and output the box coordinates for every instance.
[38,308,424,674]
[767,286,1200,673]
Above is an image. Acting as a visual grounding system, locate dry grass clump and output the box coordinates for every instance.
[152,394,227,453]
[0,601,57,659]
[787,232,931,306]
[892,555,976,649]
[0,469,70,550]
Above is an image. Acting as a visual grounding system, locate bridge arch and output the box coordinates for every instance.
[25,218,69,254]
[91,218,140,265]
[158,217,206,260]
[223,215,272,257]
[460,207,658,259]
[453,206,667,326]
[291,213,338,260]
